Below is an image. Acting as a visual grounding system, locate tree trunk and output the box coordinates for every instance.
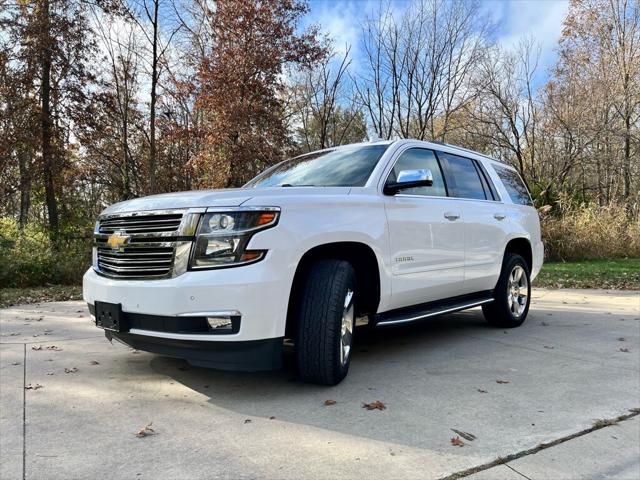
[18,151,31,229]
[40,0,58,240]
[148,0,159,194]
[623,112,631,200]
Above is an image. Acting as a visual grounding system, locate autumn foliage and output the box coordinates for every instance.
[193,0,326,188]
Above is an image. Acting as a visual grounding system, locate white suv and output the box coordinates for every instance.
[83,140,543,385]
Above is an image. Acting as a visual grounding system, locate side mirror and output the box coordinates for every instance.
[384,169,434,195]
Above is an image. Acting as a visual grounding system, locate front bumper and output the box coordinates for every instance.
[83,257,292,369]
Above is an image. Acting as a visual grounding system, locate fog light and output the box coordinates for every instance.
[207,316,233,331]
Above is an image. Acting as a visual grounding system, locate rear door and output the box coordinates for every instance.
[382,147,465,309]
[437,152,507,294]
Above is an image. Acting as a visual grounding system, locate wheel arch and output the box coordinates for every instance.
[504,237,533,272]
[285,241,382,338]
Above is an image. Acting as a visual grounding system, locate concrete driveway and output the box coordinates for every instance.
[1,289,639,480]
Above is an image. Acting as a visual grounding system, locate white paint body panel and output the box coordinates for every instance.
[83,139,543,343]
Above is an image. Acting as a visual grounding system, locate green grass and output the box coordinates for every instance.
[0,285,83,308]
[535,258,640,290]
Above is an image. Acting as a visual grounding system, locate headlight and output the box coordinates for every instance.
[189,208,279,269]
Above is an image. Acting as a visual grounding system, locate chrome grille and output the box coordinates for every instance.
[99,213,182,234]
[94,210,190,280]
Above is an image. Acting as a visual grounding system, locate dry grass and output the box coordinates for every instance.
[541,203,640,261]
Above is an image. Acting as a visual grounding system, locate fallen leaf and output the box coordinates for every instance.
[46,346,62,351]
[25,383,42,390]
[619,348,630,353]
[362,400,386,411]
[618,337,626,342]
[593,418,618,428]
[451,429,476,441]
[46,372,54,376]
[244,419,252,424]
[450,436,465,447]
[11,362,21,366]
[496,380,510,384]
[477,389,488,393]
[544,345,555,349]
[324,399,337,406]
[64,367,78,374]
[135,423,156,437]
[89,360,100,365]
[269,416,276,420]
[31,345,42,351]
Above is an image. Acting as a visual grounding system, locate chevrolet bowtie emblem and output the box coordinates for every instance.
[106,231,130,250]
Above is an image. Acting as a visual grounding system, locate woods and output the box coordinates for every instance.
[1,0,639,287]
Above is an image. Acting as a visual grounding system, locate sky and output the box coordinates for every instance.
[303,0,570,88]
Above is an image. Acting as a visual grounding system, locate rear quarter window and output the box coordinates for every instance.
[493,165,533,206]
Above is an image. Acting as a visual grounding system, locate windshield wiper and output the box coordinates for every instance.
[280,183,315,187]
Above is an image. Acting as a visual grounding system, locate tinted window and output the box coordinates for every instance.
[493,165,533,206]
[387,148,447,197]
[245,145,389,188]
[476,161,500,201]
[439,153,487,200]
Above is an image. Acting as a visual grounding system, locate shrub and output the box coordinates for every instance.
[541,203,640,261]
[0,218,91,288]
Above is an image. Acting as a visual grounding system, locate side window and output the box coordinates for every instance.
[476,161,500,201]
[439,153,487,200]
[387,148,447,197]
[493,165,533,206]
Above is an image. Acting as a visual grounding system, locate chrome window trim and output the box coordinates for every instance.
[377,142,506,204]
[393,194,504,204]
[381,146,449,198]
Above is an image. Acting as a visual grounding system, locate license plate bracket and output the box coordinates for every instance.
[95,302,128,332]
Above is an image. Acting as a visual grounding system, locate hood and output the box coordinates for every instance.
[101,187,352,215]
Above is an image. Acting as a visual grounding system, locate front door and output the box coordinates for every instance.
[383,148,465,310]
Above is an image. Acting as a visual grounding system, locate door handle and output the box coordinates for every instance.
[494,213,507,220]
[444,212,460,221]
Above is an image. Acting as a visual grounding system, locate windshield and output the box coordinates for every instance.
[245,144,390,188]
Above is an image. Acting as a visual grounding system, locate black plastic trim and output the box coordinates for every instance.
[106,331,283,371]
[88,303,240,335]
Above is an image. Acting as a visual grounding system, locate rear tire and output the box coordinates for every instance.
[482,253,531,328]
[295,259,356,385]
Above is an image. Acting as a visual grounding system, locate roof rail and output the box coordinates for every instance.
[429,140,506,165]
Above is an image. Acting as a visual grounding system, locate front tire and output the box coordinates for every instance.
[295,259,356,385]
[482,253,531,328]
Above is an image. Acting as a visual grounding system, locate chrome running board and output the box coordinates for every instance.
[375,291,494,327]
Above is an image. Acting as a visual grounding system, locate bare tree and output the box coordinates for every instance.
[464,39,541,182]
[128,0,181,194]
[93,12,143,199]
[355,0,488,141]
[290,47,366,151]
